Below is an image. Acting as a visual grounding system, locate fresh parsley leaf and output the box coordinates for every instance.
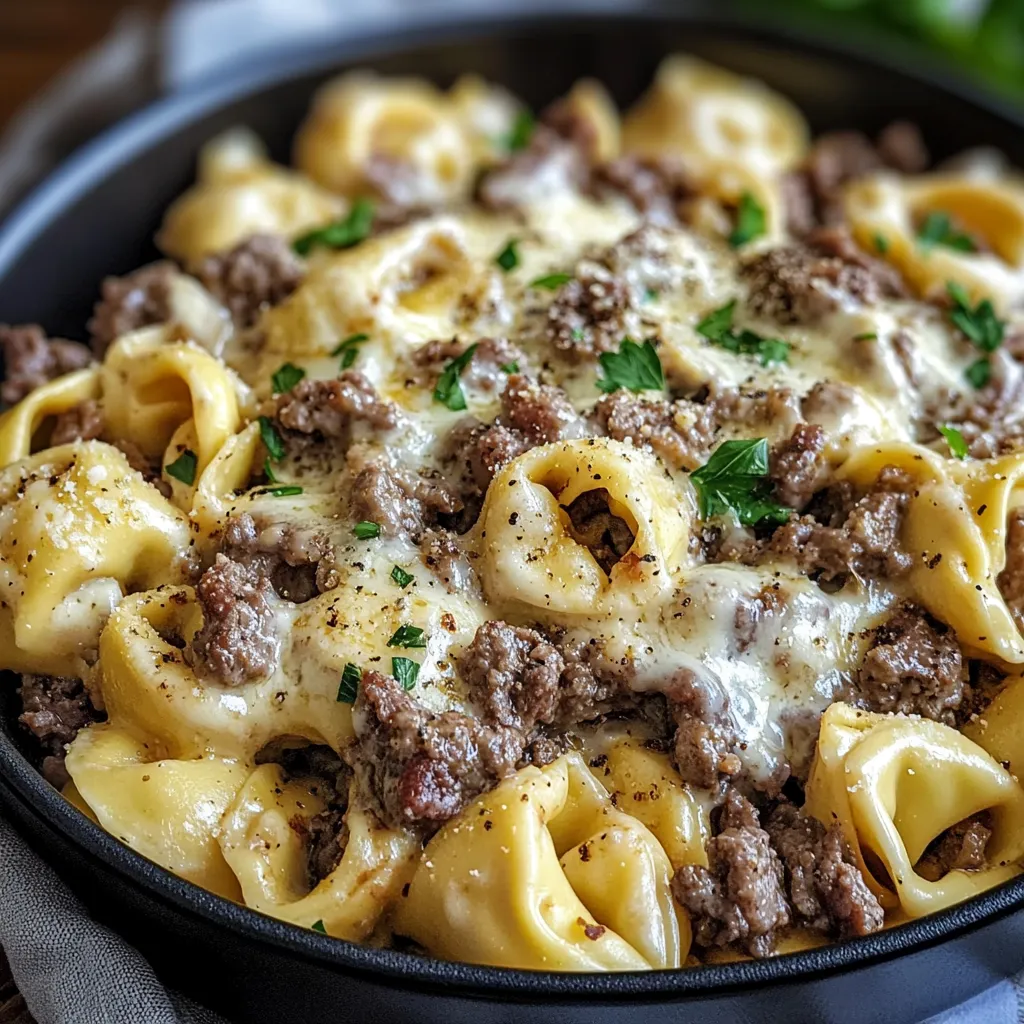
[728,191,766,248]
[695,301,790,366]
[938,424,969,460]
[311,920,327,935]
[165,449,198,486]
[643,288,659,303]
[392,656,420,691]
[336,663,361,703]
[947,280,1004,354]
[264,485,303,497]
[853,332,878,341]
[918,211,976,253]
[387,624,427,649]
[258,415,285,461]
[965,357,992,388]
[874,233,889,255]
[390,565,414,588]
[690,438,790,527]
[263,457,278,483]
[353,521,381,540]
[597,338,664,394]
[570,327,585,342]
[433,343,478,411]
[529,272,572,290]
[331,332,369,370]
[502,109,535,153]
[271,362,305,395]
[500,361,519,374]
[495,239,520,272]
[293,198,375,256]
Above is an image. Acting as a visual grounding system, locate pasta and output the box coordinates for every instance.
[4,54,1024,974]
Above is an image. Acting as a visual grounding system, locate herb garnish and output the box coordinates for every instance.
[353,521,381,540]
[293,198,375,256]
[946,280,1004,388]
[331,332,370,370]
[918,211,976,253]
[596,338,664,394]
[271,362,305,395]
[264,485,303,497]
[495,239,520,272]
[728,191,766,248]
[311,920,327,934]
[938,424,969,460]
[696,300,790,366]
[387,625,427,649]
[529,273,572,290]
[165,449,198,486]
[500,361,519,374]
[392,656,420,691]
[853,332,878,341]
[502,110,535,153]
[336,663,361,703]
[874,234,889,255]
[390,565,414,588]
[690,439,790,527]
[434,343,479,411]
[259,416,285,459]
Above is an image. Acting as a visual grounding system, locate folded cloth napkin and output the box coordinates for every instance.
[1,2,1024,1022]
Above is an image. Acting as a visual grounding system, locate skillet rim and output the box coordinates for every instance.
[1,3,1023,999]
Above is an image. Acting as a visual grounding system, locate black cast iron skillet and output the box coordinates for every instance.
[2,7,1024,1022]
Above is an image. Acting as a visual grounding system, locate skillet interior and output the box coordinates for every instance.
[2,9,1024,1022]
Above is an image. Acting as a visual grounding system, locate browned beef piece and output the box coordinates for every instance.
[459,620,565,731]
[0,324,93,406]
[222,512,338,603]
[49,399,105,446]
[18,674,103,788]
[197,233,304,328]
[592,385,802,473]
[662,670,741,792]
[187,555,279,686]
[765,803,884,939]
[464,374,582,487]
[350,460,463,539]
[764,465,914,582]
[276,371,399,437]
[743,227,905,326]
[562,488,636,573]
[352,669,526,830]
[876,121,930,174]
[917,813,992,881]
[410,336,525,395]
[592,154,694,223]
[546,261,634,359]
[88,261,176,356]
[672,790,790,958]
[998,508,1024,633]
[855,604,965,723]
[769,423,830,511]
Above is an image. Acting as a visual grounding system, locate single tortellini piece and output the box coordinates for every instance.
[158,128,344,264]
[622,55,808,194]
[0,442,194,676]
[0,366,101,467]
[805,703,1024,917]
[101,327,241,477]
[294,72,476,207]
[65,723,245,900]
[393,752,685,970]
[963,671,1024,776]
[477,438,691,617]
[838,441,1024,663]
[844,172,1024,311]
[218,764,417,938]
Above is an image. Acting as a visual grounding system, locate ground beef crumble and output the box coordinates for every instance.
[998,508,1024,633]
[671,790,790,958]
[275,371,399,437]
[917,813,993,881]
[854,603,966,723]
[186,554,279,686]
[197,233,304,328]
[87,262,176,357]
[49,398,105,446]
[0,324,93,407]
[17,674,105,788]
[410,336,525,395]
